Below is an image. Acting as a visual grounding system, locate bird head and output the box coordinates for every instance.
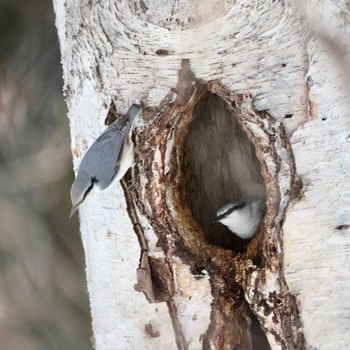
[70,173,97,218]
[213,200,246,224]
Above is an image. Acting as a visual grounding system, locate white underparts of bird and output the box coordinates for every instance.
[213,196,266,239]
[69,104,141,218]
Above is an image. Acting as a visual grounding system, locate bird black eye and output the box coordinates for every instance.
[83,177,97,200]
[225,202,246,216]
[215,202,246,222]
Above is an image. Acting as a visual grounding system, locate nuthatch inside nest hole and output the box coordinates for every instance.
[213,196,266,239]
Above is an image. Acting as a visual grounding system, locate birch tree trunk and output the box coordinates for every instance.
[53,1,350,349]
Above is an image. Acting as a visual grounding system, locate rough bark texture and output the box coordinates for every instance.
[54,0,350,349]
[132,79,303,348]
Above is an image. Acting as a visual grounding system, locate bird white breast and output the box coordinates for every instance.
[115,141,134,182]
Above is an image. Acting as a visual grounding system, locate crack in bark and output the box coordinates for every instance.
[167,300,188,350]
[122,175,187,349]
[121,177,174,302]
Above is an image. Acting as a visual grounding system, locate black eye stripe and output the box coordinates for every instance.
[215,202,246,221]
[82,177,97,201]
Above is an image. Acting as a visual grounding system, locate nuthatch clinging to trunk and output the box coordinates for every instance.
[213,196,266,239]
[69,104,140,218]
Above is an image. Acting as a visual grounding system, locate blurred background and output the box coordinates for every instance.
[0,0,92,349]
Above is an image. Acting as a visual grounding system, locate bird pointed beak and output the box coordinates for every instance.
[212,217,218,224]
[69,205,78,219]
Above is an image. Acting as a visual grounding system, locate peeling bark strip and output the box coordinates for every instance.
[131,80,305,349]
[121,178,175,303]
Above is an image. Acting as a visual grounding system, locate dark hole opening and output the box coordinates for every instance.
[182,92,265,252]
[251,313,271,350]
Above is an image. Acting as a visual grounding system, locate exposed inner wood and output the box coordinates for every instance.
[132,79,305,349]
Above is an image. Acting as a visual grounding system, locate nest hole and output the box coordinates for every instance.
[182,93,265,252]
[251,314,271,350]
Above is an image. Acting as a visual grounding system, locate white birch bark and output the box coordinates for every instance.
[53,0,350,349]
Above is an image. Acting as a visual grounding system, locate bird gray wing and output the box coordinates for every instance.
[78,122,127,190]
